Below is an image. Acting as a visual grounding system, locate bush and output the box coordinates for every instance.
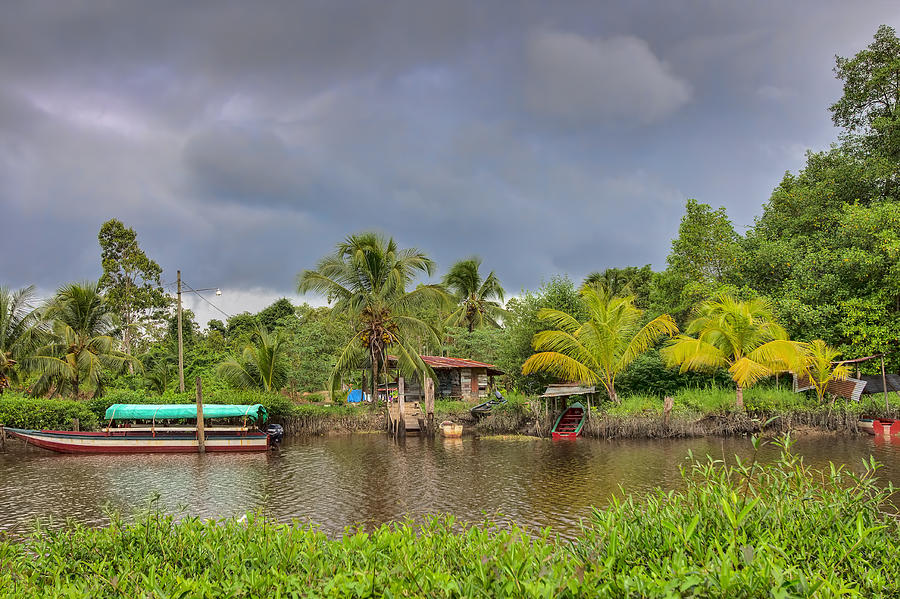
[0,393,99,430]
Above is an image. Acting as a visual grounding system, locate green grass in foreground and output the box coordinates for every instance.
[2,438,898,598]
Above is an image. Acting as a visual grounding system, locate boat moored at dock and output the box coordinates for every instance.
[5,403,273,454]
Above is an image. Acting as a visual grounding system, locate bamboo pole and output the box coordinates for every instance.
[196,376,206,454]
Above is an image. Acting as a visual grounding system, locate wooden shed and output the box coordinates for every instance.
[387,355,503,402]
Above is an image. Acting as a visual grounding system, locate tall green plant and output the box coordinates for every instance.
[662,295,802,408]
[0,285,44,393]
[802,339,851,404]
[443,257,505,332]
[522,285,678,403]
[25,283,137,397]
[297,232,448,399]
[217,325,288,392]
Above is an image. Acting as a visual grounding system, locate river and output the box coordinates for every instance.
[1,433,898,537]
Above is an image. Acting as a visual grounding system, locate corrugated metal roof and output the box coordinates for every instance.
[541,384,596,398]
[387,355,503,374]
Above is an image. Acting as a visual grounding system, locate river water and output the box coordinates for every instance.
[1,433,898,537]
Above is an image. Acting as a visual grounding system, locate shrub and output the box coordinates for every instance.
[0,394,99,430]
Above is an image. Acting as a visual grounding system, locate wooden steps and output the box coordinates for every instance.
[551,403,586,440]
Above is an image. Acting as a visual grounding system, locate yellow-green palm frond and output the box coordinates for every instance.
[729,357,773,389]
[621,314,679,368]
[521,351,598,384]
[531,330,599,371]
[536,308,583,335]
[746,339,805,373]
[661,336,728,373]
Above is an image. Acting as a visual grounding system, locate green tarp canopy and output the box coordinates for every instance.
[104,403,268,422]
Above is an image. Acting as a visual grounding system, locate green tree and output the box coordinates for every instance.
[279,305,354,392]
[584,265,653,309]
[217,325,288,391]
[257,298,297,332]
[497,276,586,394]
[802,339,851,405]
[443,257,505,332]
[298,232,448,400]
[0,286,43,393]
[226,312,257,345]
[97,219,169,359]
[522,284,678,403]
[831,24,900,161]
[25,283,137,397]
[661,295,802,408]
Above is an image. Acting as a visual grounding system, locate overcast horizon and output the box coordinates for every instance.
[2,2,898,324]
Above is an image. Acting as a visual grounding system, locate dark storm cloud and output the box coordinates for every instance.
[2,1,899,320]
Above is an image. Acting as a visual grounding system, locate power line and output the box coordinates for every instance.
[181,280,233,319]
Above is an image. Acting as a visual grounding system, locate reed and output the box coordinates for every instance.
[2,439,898,597]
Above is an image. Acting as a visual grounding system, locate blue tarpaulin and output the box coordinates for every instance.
[347,389,367,403]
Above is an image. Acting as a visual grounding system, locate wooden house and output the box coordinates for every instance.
[387,355,504,402]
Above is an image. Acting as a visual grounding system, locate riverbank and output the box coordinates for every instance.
[2,447,898,597]
[2,386,897,439]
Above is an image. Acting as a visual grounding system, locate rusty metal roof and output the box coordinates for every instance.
[387,355,503,374]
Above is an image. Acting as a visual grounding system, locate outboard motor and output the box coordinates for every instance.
[266,423,284,446]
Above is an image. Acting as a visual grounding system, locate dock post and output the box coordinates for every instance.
[0,426,5,451]
[882,355,889,412]
[72,418,80,432]
[196,376,206,453]
[397,376,406,438]
[424,376,435,436]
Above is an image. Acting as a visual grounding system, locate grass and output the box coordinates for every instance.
[2,438,898,597]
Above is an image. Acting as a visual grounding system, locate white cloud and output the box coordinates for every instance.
[526,31,692,124]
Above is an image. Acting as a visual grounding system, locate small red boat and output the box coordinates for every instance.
[551,402,586,440]
[859,419,900,436]
[4,403,273,454]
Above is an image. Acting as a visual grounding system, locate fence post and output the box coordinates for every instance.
[196,376,206,454]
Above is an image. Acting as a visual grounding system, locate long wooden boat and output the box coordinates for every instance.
[859,418,900,436]
[551,402,586,440]
[5,403,271,454]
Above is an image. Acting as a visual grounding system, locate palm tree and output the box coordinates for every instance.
[24,282,137,397]
[217,325,288,391]
[0,286,44,394]
[522,284,678,403]
[298,232,448,400]
[802,339,850,404]
[661,294,803,408]
[443,257,505,332]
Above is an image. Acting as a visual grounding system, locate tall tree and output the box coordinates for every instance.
[98,219,169,359]
[522,284,678,403]
[801,340,851,405]
[257,298,297,332]
[0,286,43,393]
[661,295,802,408]
[443,257,505,332]
[25,283,137,397]
[297,232,448,401]
[217,325,288,392]
[831,24,900,161]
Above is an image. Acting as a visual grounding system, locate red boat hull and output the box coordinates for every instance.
[5,429,270,453]
[551,404,585,440]
[861,419,900,436]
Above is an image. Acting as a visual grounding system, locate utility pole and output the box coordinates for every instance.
[177,270,184,393]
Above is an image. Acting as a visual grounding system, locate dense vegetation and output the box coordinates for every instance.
[1,26,899,415]
[2,444,898,597]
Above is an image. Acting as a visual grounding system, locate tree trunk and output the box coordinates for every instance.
[608,380,619,404]
[735,385,744,409]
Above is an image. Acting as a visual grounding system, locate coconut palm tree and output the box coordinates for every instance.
[0,286,44,393]
[24,282,137,397]
[298,232,449,400]
[217,325,288,392]
[661,294,803,408]
[522,284,678,403]
[443,257,506,332]
[802,339,851,404]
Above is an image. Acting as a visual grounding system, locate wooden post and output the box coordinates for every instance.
[397,376,406,438]
[0,426,5,451]
[196,376,206,453]
[72,418,80,432]
[424,376,435,436]
[882,355,889,412]
[663,396,674,426]
[177,270,185,393]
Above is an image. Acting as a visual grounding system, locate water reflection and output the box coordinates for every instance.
[1,434,898,537]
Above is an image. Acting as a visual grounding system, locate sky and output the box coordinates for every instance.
[1,1,898,324]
